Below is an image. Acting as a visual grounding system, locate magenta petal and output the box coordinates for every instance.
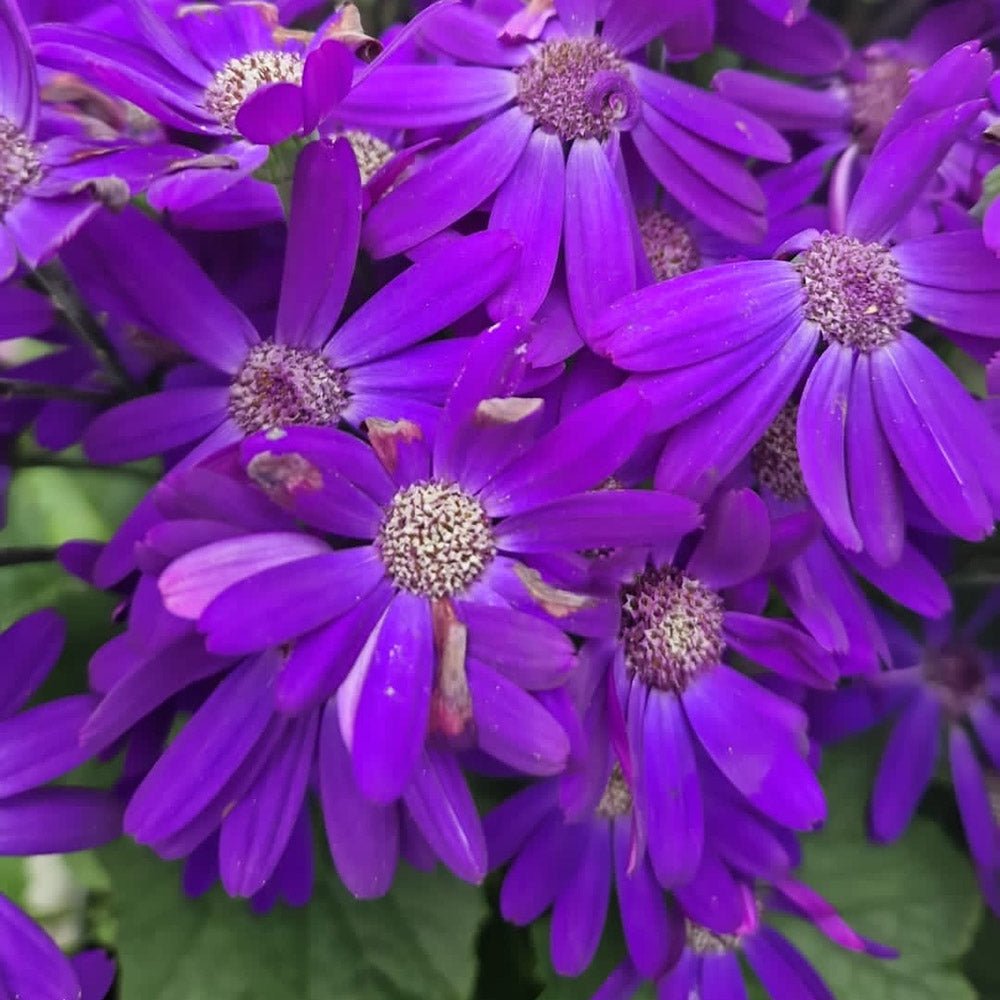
[363,107,532,257]
[403,748,487,884]
[159,532,331,621]
[950,726,998,871]
[199,548,385,655]
[302,39,354,131]
[550,822,611,976]
[723,612,837,688]
[319,702,399,898]
[276,138,362,350]
[488,128,566,321]
[0,787,122,854]
[480,384,649,516]
[220,712,318,897]
[845,353,903,567]
[353,593,434,803]
[495,489,700,554]
[0,896,77,1000]
[642,691,703,886]
[744,927,835,1000]
[686,488,770,590]
[0,609,64,717]
[564,138,636,332]
[83,388,228,464]
[0,1,38,131]
[798,344,862,552]
[234,81,305,145]
[468,660,569,776]
[557,0,597,35]
[871,691,940,842]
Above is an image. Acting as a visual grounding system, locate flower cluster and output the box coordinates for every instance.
[0,0,998,996]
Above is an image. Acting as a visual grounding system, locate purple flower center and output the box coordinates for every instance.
[595,763,632,819]
[0,116,42,217]
[517,38,636,142]
[848,55,913,154]
[228,343,350,433]
[620,566,725,694]
[638,209,701,282]
[752,403,806,502]
[686,921,741,956]
[797,233,910,352]
[339,129,395,184]
[203,51,305,131]
[922,642,988,717]
[376,481,496,598]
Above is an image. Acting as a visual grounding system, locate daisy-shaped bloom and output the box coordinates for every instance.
[715,4,996,168]
[592,92,1000,555]
[485,641,805,980]
[586,489,832,899]
[81,137,519,466]
[812,589,1000,914]
[747,402,951,675]
[0,610,122,1000]
[0,0,197,279]
[337,0,789,325]
[596,879,891,1000]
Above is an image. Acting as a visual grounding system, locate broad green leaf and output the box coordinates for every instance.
[767,732,982,1000]
[101,836,488,1000]
[963,911,1000,996]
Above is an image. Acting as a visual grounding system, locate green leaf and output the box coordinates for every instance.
[101,836,488,1000]
[767,732,982,1000]
[963,910,1000,996]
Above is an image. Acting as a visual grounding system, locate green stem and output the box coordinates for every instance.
[0,377,114,404]
[0,546,59,567]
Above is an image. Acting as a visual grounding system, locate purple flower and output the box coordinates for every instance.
[716,1,996,172]
[583,488,830,905]
[595,878,890,1000]
[83,322,698,895]
[337,0,789,325]
[812,589,1000,914]
[592,90,1000,554]
[80,137,520,468]
[0,0,194,279]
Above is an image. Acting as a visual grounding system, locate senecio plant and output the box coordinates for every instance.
[0,0,999,996]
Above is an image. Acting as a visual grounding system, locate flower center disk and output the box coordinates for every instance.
[340,130,395,185]
[797,233,910,351]
[922,642,987,716]
[377,481,496,598]
[204,50,305,131]
[848,56,912,154]
[752,404,806,502]
[619,566,725,693]
[595,764,632,819]
[638,209,701,282]
[685,921,741,956]
[517,37,635,142]
[228,343,349,433]
[0,116,43,217]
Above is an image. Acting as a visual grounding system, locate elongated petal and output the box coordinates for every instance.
[329,231,520,367]
[798,345,861,551]
[871,691,940,842]
[363,107,532,257]
[0,609,64,717]
[0,0,37,131]
[564,138,636,332]
[403,748,487,884]
[234,81,304,144]
[489,128,565,321]
[319,702,398,898]
[0,895,77,1000]
[724,612,837,687]
[276,138,362,349]
[643,691,703,886]
[744,927,834,1000]
[199,548,386,655]
[353,593,434,803]
[84,387,228,464]
[686,488,770,590]
[302,39,354,131]
[480,384,648,516]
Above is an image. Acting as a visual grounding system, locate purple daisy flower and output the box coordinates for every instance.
[485,637,806,979]
[80,136,520,466]
[596,878,891,1000]
[337,0,790,325]
[0,609,122,999]
[715,0,997,170]
[583,488,831,900]
[812,589,1000,914]
[592,88,1000,554]
[83,322,698,895]
[0,0,196,279]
